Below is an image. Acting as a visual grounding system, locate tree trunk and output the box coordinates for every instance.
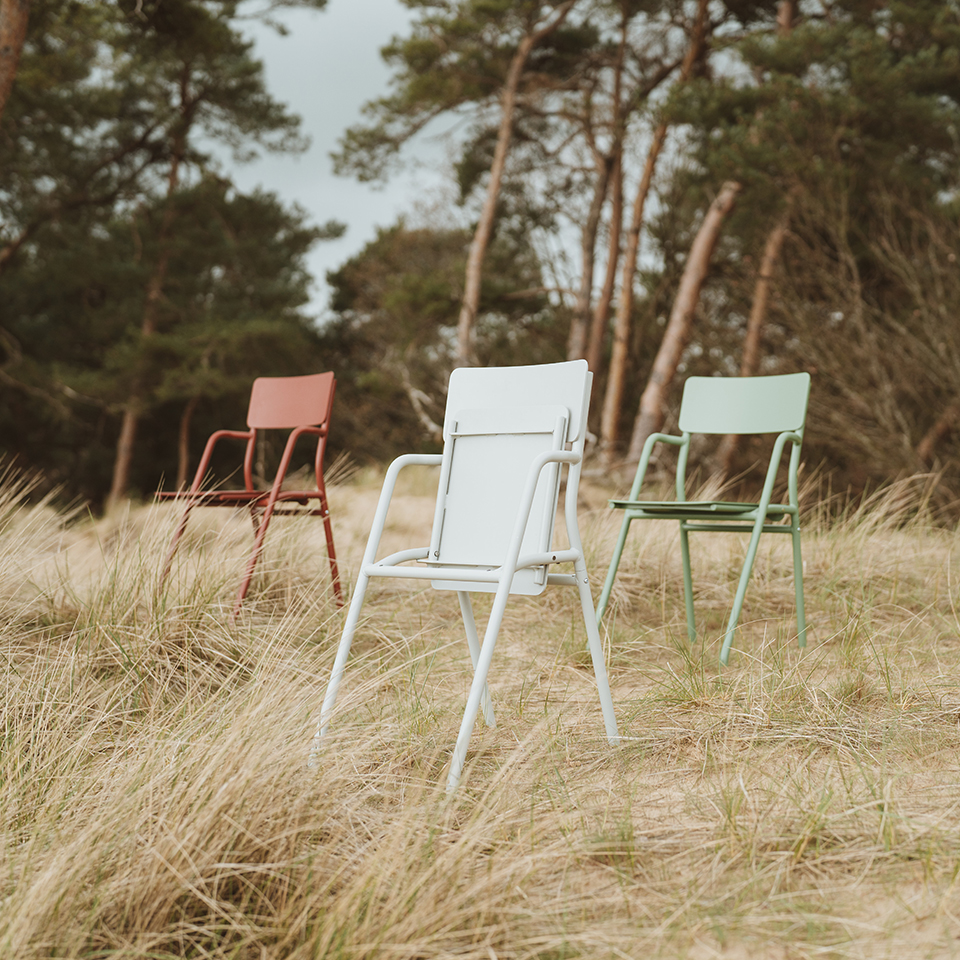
[586,148,622,374]
[569,3,628,366]
[599,121,668,465]
[714,0,798,479]
[106,68,192,511]
[455,0,576,366]
[777,0,797,33]
[714,206,791,476]
[599,0,710,467]
[176,393,201,489]
[0,0,29,124]
[917,401,960,465]
[626,180,742,464]
[566,153,612,360]
[105,190,179,509]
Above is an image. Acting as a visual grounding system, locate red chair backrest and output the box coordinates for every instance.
[247,372,335,430]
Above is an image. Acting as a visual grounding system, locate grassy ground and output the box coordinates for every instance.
[2,462,960,958]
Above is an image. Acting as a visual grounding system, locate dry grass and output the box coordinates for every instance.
[2,463,960,958]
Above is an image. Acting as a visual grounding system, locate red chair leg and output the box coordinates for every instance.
[320,497,343,606]
[231,491,342,619]
[232,500,276,620]
[160,502,196,588]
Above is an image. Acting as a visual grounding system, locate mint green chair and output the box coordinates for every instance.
[596,373,810,665]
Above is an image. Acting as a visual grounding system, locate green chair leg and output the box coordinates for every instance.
[792,524,807,647]
[719,520,766,666]
[596,514,633,622]
[679,523,697,643]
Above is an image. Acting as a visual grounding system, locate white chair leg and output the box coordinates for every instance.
[457,591,496,728]
[575,555,620,746]
[309,570,371,766]
[564,485,619,746]
[310,454,438,766]
[446,577,514,793]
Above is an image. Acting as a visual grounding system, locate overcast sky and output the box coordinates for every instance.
[229,0,450,316]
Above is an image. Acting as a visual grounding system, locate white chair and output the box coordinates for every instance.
[312,360,619,792]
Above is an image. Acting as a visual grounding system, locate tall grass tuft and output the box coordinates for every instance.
[1,464,960,957]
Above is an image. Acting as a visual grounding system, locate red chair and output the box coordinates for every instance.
[158,372,343,617]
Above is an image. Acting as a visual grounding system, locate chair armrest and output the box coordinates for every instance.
[627,432,689,502]
[757,430,804,512]
[500,448,580,568]
[357,454,444,570]
[186,428,256,494]
[267,425,327,497]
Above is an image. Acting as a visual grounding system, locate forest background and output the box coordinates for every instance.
[1,0,959,515]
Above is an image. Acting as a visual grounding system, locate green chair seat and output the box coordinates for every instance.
[610,499,794,517]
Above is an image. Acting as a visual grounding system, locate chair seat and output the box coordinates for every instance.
[157,489,320,507]
[609,498,792,519]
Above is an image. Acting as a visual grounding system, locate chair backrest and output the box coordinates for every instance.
[678,372,810,436]
[247,372,336,430]
[428,360,592,596]
[441,360,591,444]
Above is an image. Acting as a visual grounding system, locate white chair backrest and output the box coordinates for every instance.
[428,360,591,595]
[442,360,591,443]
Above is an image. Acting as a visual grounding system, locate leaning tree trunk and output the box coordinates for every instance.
[586,148,623,374]
[714,0,798,479]
[599,0,709,468]
[0,0,30,125]
[456,0,576,366]
[598,120,668,466]
[106,225,176,510]
[626,180,741,464]
[714,205,791,476]
[566,153,612,360]
[106,68,193,512]
[569,3,627,365]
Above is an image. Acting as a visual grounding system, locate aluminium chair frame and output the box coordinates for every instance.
[158,372,343,619]
[312,361,619,793]
[596,373,809,665]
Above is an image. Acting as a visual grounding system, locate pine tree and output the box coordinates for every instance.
[324,218,558,452]
[334,0,588,366]
[0,0,343,507]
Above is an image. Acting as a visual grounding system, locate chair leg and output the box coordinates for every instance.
[446,576,515,793]
[792,524,807,648]
[575,555,619,747]
[679,523,697,644]
[310,453,429,768]
[232,501,277,619]
[457,592,496,728]
[719,520,766,666]
[159,502,196,588]
[309,568,372,766]
[320,497,343,607]
[596,514,632,622]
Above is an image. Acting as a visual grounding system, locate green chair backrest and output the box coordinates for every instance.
[678,372,810,436]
